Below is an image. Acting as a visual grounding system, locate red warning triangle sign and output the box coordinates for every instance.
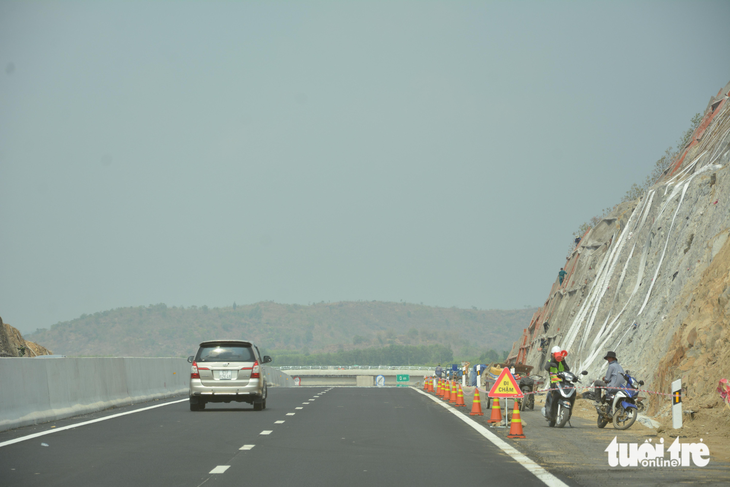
[488,368,524,398]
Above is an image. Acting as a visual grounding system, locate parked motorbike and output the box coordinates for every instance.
[595,371,644,430]
[542,370,588,427]
[581,380,602,402]
[519,376,535,411]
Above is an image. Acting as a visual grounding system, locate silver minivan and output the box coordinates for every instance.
[187,340,272,411]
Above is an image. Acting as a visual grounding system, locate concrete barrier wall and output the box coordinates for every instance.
[0,358,189,433]
[263,366,293,387]
[0,359,294,432]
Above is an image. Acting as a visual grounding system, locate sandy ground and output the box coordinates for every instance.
[565,394,730,464]
[424,383,730,485]
[453,384,730,463]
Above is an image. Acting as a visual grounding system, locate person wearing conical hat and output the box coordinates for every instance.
[601,351,626,409]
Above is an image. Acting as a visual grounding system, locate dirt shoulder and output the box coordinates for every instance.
[446,386,730,486]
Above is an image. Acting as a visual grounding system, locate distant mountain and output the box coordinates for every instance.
[27,301,537,359]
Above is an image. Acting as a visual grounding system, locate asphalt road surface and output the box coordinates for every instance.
[0,387,568,487]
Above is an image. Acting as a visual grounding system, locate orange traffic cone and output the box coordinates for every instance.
[470,388,484,416]
[507,400,526,439]
[487,397,503,423]
[447,382,456,404]
[442,381,451,401]
[436,379,443,397]
[423,377,429,391]
[455,385,466,407]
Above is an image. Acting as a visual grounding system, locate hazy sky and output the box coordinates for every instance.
[2,1,730,335]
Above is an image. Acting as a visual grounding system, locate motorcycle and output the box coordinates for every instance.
[542,370,588,427]
[519,376,535,411]
[581,379,602,402]
[584,378,646,411]
[595,370,644,430]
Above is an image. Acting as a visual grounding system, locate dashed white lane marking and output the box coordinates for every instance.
[275,421,285,424]
[260,430,273,435]
[295,407,303,410]
[302,402,310,404]
[286,413,295,416]
[0,398,188,449]
[209,466,230,474]
[413,388,569,487]
[240,445,255,450]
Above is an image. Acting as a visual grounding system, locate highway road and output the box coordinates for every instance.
[0,387,567,487]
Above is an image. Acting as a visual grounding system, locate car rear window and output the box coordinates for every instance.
[196,345,255,362]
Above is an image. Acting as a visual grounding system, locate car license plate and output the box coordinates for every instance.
[219,370,233,380]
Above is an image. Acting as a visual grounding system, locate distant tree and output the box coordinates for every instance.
[233,302,237,310]
[478,349,499,363]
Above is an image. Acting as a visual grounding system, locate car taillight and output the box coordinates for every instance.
[191,361,200,379]
[251,361,260,379]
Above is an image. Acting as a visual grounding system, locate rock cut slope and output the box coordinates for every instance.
[508,80,730,414]
[0,316,53,357]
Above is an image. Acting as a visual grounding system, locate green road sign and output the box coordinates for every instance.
[396,374,410,382]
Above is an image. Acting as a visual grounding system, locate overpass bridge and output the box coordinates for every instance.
[278,366,434,386]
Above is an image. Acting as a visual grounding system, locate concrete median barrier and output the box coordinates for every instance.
[0,357,189,432]
[0,359,294,432]
[263,366,294,387]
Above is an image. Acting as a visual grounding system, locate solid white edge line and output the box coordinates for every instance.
[209,465,230,474]
[0,398,188,449]
[413,388,569,487]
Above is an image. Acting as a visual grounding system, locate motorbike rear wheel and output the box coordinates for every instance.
[612,406,637,430]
